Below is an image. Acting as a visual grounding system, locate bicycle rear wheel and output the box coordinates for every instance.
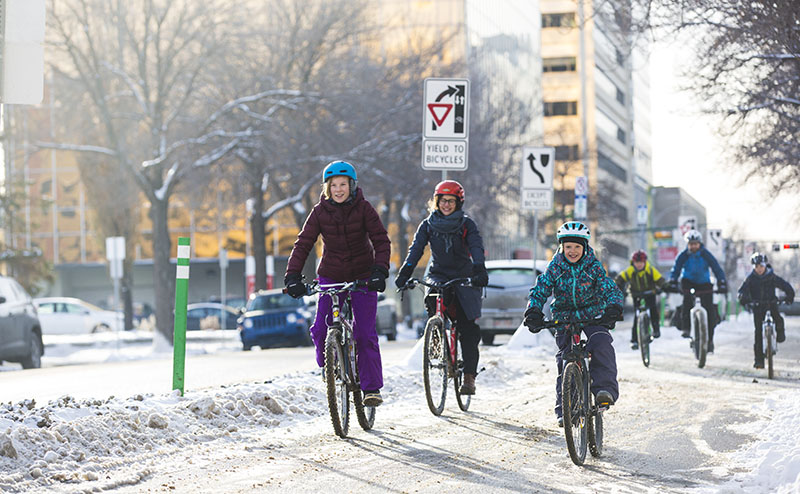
[637,313,651,368]
[562,362,588,465]
[423,317,447,416]
[765,323,774,379]
[587,382,604,457]
[352,342,376,431]
[324,328,350,438]
[453,326,471,412]
[693,312,707,368]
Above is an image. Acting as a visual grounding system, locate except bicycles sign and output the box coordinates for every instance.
[521,146,554,211]
[421,78,469,170]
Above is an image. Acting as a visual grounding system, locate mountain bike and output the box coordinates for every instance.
[748,300,787,379]
[540,318,608,466]
[399,277,473,416]
[632,290,658,368]
[669,286,722,369]
[305,280,375,438]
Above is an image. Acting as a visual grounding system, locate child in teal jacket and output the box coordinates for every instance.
[523,221,623,426]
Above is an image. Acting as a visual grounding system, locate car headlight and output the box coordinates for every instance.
[286,313,297,324]
[244,319,254,329]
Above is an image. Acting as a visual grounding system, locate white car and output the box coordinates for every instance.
[34,297,124,334]
[477,259,551,345]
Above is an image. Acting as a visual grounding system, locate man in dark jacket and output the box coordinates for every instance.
[738,252,795,368]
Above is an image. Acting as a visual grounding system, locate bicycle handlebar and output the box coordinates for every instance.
[396,277,472,292]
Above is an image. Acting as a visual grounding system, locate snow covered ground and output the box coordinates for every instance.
[0,315,798,493]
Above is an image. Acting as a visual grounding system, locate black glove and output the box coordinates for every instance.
[471,263,489,287]
[367,265,388,293]
[665,279,679,293]
[284,272,306,299]
[523,306,545,333]
[394,263,415,289]
[717,280,728,293]
[600,305,623,329]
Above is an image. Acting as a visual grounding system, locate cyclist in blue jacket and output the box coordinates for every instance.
[523,221,623,427]
[666,229,727,352]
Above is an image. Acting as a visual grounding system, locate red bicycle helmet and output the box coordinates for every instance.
[631,250,647,263]
[434,180,465,201]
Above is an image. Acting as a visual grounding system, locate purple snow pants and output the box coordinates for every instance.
[554,324,619,418]
[310,276,383,391]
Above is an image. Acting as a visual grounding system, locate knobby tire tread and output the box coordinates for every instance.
[325,330,350,438]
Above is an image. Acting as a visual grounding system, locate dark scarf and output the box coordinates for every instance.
[428,209,465,253]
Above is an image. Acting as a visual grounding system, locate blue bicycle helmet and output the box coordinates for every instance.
[322,161,357,183]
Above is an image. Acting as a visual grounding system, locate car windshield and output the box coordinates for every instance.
[248,293,303,311]
[487,268,535,288]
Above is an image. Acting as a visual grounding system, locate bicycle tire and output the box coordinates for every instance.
[324,328,350,438]
[352,339,376,431]
[453,324,471,412]
[638,313,651,368]
[562,363,587,465]
[423,317,447,416]
[588,396,604,457]
[765,322,774,379]
[693,311,707,368]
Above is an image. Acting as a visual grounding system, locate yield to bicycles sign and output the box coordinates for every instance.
[422,78,469,170]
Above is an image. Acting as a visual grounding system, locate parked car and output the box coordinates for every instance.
[476,259,550,345]
[186,303,240,330]
[238,289,315,350]
[376,293,398,341]
[34,297,124,335]
[0,276,44,369]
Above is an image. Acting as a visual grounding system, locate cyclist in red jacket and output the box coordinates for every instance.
[284,161,391,406]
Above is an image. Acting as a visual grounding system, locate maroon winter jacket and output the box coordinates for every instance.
[286,188,391,282]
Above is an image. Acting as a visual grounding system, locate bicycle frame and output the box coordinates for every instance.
[750,300,779,379]
[307,280,375,437]
[400,277,472,415]
[541,318,606,465]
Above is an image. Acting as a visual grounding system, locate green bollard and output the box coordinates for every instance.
[172,237,190,395]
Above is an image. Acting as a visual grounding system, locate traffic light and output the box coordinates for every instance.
[1,0,46,104]
[784,243,800,250]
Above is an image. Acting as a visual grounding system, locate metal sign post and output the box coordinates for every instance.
[521,146,555,262]
[219,248,228,329]
[105,236,125,348]
[421,78,470,171]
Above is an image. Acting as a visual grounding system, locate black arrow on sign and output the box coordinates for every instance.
[436,86,458,102]
[528,153,545,183]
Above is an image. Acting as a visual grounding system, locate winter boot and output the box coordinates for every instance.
[363,390,383,407]
[630,340,639,350]
[754,344,765,369]
[707,340,714,353]
[777,328,786,343]
[557,416,564,428]
[595,390,615,408]
[681,329,691,338]
[653,324,661,339]
[459,373,476,395]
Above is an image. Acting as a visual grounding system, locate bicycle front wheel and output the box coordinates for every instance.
[324,328,350,438]
[453,326,471,412]
[693,311,707,368]
[765,323,774,379]
[637,313,651,368]
[423,317,448,416]
[562,362,588,465]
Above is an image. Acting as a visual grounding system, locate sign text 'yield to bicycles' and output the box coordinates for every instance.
[422,78,469,170]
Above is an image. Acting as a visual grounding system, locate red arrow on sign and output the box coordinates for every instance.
[427,103,452,127]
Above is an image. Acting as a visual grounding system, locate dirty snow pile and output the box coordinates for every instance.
[0,355,528,493]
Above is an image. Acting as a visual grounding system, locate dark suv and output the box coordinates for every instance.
[238,289,314,350]
[0,276,44,368]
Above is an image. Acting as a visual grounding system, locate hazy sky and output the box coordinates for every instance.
[649,41,800,244]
